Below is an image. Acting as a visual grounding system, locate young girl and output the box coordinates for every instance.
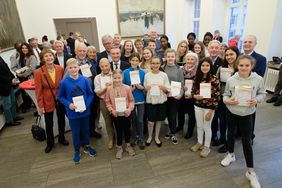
[144,56,170,147]
[194,41,206,61]
[123,53,146,149]
[175,40,188,66]
[140,47,153,73]
[104,69,135,159]
[134,39,144,58]
[221,55,266,188]
[162,49,184,145]
[58,58,96,164]
[94,58,114,149]
[216,46,240,153]
[121,40,135,63]
[191,57,221,157]
[177,52,198,139]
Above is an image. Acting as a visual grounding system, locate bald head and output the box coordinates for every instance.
[243,35,257,54]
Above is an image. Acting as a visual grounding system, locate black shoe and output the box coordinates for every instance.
[45,145,53,153]
[218,144,227,153]
[266,97,277,103]
[13,116,24,121]
[273,100,282,106]
[91,131,102,138]
[184,132,193,139]
[145,140,151,146]
[176,126,183,133]
[156,141,162,147]
[5,121,21,126]
[212,139,224,147]
[59,139,69,146]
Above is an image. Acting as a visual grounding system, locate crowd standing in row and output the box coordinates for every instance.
[1,30,269,188]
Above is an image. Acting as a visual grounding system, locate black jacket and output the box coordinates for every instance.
[0,56,15,96]
[54,53,72,68]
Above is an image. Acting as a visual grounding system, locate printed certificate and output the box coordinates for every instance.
[170,81,181,97]
[220,68,233,82]
[234,85,252,106]
[200,83,211,98]
[185,79,193,95]
[100,76,112,89]
[150,85,161,96]
[130,70,141,85]
[80,64,92,78]
[115,97,126,112]
[72,96,86,112]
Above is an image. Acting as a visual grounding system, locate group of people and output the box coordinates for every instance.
[1,30,269,188]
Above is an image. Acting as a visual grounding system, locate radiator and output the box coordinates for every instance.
[265,68,279,92]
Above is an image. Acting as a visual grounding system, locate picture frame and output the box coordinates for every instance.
[116,0,165,38]
[0,0,25,51]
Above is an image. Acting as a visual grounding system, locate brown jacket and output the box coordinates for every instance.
[34,64,64,112]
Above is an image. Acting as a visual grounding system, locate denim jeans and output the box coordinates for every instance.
[1,89,16,123]
[131,103,145,140]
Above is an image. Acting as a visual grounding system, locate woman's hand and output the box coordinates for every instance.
[39,108,45,114]
[205,110,213,121]
[158,85,167,93]
[247,99,257,106]
[69,103,75,110]
[125,109,131,117]
[174,95,182,100]
[225,97,239,105]
[136,84,144,90]
[111,109,118,117]
[194,95,203,100]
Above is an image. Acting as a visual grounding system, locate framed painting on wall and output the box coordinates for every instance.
[0,0,25,51]
[116,0,165,38]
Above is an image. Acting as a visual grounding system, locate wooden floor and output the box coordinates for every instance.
[0,96,281,188]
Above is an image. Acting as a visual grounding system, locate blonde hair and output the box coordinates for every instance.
[99,58,109,66]
[66,58,78,67]
[86,45,97,53]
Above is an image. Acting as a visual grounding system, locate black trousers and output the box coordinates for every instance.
[44,107,66,147]
[226,109,253,168]
[112,116,131,146]
[218,99,227,143]
[21,89,32,110]
[211,109,219,140]
[89,95,100,134]
[177,97,196,134]
[167,97,180,134]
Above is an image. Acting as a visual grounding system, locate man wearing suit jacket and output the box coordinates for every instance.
[243,35,267,144]
[54,40,72,68]
[0,56,23,127]
[208,40,224,146]
[110,47,130,71]
[97,35,113,63]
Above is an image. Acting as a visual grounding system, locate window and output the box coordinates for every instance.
[193,0,201,38]
[227,0,248,50]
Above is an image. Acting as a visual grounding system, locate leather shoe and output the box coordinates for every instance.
[45,145,53,153]
[145,140,151,146]
[59,140,69,146]
[184,132,193,139]
[5,121,21,126]
[266,97,277,103]
[91,131,102,138]
[14,116,24,121]
[273,100,282,106]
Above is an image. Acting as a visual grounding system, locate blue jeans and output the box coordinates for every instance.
[69,116,90,152]
[1,89,16,123]
[132,103,145,140]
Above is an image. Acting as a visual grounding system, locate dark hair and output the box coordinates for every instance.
[121,40,135,55]
[129,52,141,62]
[194,57,213,86]
[160,35,171,48]
[203,32,213,40]
[69,32,73,36]
[187,32,196,39]
[42,35,48,42]
[235,55,256,70]
[223,46,240,68]
[20,42,34,57]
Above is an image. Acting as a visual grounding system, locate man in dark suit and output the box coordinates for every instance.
[208,40,224,146]
[97,35,113,63]
[243,35,267,144]
[53,40,72,68]
[110,47,130,71]
[66,32,75,57]
[0,56,24,127]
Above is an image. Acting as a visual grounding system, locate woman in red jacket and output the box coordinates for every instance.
[34,49,69,153]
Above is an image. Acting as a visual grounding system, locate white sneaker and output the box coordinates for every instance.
[245,171,261,188]
[221,153,236,167]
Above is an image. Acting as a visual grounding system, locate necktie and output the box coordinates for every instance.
[114,63,118,70]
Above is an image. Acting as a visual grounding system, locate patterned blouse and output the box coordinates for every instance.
[191,75,221,109]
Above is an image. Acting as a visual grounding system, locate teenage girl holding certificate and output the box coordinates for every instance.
[190,57,221,157]
[104,69,135,160]
[221,55,266,188]
[144,56,170,147]
[162,49,184,145]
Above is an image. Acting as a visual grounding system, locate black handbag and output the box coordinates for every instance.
[31,115,46,141]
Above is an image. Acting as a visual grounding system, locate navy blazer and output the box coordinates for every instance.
[110,60,130,71]
[251,51,267,77]
[97,50,110,63]
[212,57,223,75]
[0,56,15,96]
[54,53,72,68]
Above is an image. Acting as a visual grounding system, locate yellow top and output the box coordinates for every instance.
[48,70,56,84]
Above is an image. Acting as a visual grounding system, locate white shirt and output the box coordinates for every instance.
[57,55,64,67]
[112,60,121,70]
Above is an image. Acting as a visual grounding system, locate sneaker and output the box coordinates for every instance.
[221,153,236,167]
[164,133,171,140]
[200,146,210,157]
[245,171,261,188]
[138,140,145,150]
[116,146,123,159]
[83,146,97,157]
[73,151,81,164]
[171,135,178,145]
[126,144,136,156]
[190,143,202,152]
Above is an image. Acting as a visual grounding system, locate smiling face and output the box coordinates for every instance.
[208,42,220,59]
[54,42,64,55]
[110,48,121,63]
[113,72,123,86]
[43,52,54,66]
[143,49,152,61]
[87,49,97,60]
[185,55,197,68]
[151,58,161,73]
[160,38,169,49]
[201,61,211,75]
[68,63,80,78]
[124,41,133,53]
[76,44,87,61]
[194,44,202,54]
[187,35,195,45]
[99,60,110,74]
[135,41,143,50]
[21,45,29,55]
[225,49,237,65]
[243,35,257,54]
[237,58,253,78]
[130,56,139,69]
[165,52,176,65]
[179,42,188,54]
